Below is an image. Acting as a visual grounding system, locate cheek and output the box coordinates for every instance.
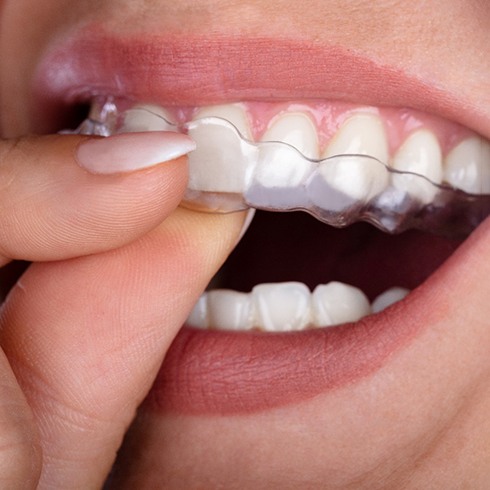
[112,368,490,489]
[0,0,105,135]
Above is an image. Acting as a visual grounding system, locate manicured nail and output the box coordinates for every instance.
[76,131,196,174]
[236,208,256,244]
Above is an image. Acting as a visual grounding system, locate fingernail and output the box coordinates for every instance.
[76,131,196,174]
[236,208,256,245]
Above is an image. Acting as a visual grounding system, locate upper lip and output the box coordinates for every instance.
[31,24,490,139]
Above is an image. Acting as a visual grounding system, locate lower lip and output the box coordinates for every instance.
[144,269,443,416]
[146,202,490,417]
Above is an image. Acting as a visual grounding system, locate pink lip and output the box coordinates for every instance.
[147,311,422,415]
[32,25,489,415]
[32,26,487,136]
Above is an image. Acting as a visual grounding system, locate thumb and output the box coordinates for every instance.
[0,131,194,264]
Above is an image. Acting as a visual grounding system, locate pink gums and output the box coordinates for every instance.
[166,101,475,156]
[32,29,487,145]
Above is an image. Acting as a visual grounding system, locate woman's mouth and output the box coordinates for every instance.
[70,96,486,333]
[31,27,490,415]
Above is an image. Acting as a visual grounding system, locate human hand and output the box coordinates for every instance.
[0,131,245,488]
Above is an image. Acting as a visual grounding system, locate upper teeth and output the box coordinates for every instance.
[391,129,443,204]
[323,113,389,163]
[187,282,408,332]
[444,137,490,194]
[120,102,490,201]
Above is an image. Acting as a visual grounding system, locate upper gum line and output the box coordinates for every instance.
[155,100,478,157]
[115,98,490,199]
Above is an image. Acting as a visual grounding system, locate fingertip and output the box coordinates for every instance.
[75,132,195,175]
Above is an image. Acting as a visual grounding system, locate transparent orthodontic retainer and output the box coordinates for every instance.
[68,97,490,237]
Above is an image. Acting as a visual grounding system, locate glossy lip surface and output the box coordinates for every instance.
[147,312,424,415]
[32,25,488,137]
[32,25,488,415]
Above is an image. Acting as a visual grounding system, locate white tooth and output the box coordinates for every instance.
[323,113,389,164]
[307,154,389,211]
[187,104,254,193]
[255,112,318,186]
[207,290,254,331]
[195,104,252,140]
[261,112,319,159]
[119,104,175,132]
[186,293,209,329]
[444,137,490,194]
[312,282,371,326]
[307,112,390,212]
[391,129,443,204]
[252,282,311,332]
[372,287,410,313]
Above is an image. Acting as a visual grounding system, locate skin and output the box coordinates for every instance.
[0,0,489,488]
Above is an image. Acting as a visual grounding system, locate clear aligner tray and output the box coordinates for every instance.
[68,97,490,237]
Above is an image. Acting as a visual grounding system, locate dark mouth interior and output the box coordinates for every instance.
[0,213,465,306]
[213,210,463,300]
[38,101,92,135]
[0,261,30,302]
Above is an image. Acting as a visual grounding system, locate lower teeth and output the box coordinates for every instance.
[187,282,410,332]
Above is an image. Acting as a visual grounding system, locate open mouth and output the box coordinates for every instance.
[58,95,488,415]
[68,97,487,333]
[31,29,490,415]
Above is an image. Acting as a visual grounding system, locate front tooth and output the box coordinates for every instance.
[248,112,318,207]
[307,155,390,212]
[187,104,254,193]
[256,112,318,187]
[195,104,252,139]
[119,104,175,132]
[323,113,389,164]
[186,293,209,329]
[312,282,371,326]
[444,137,490,194]
[371,287,410,313]
[207,290,254,331]
[260,112,319,159]
[307,113,390,212]
[391,130,443,204]
[252,282,311,332]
